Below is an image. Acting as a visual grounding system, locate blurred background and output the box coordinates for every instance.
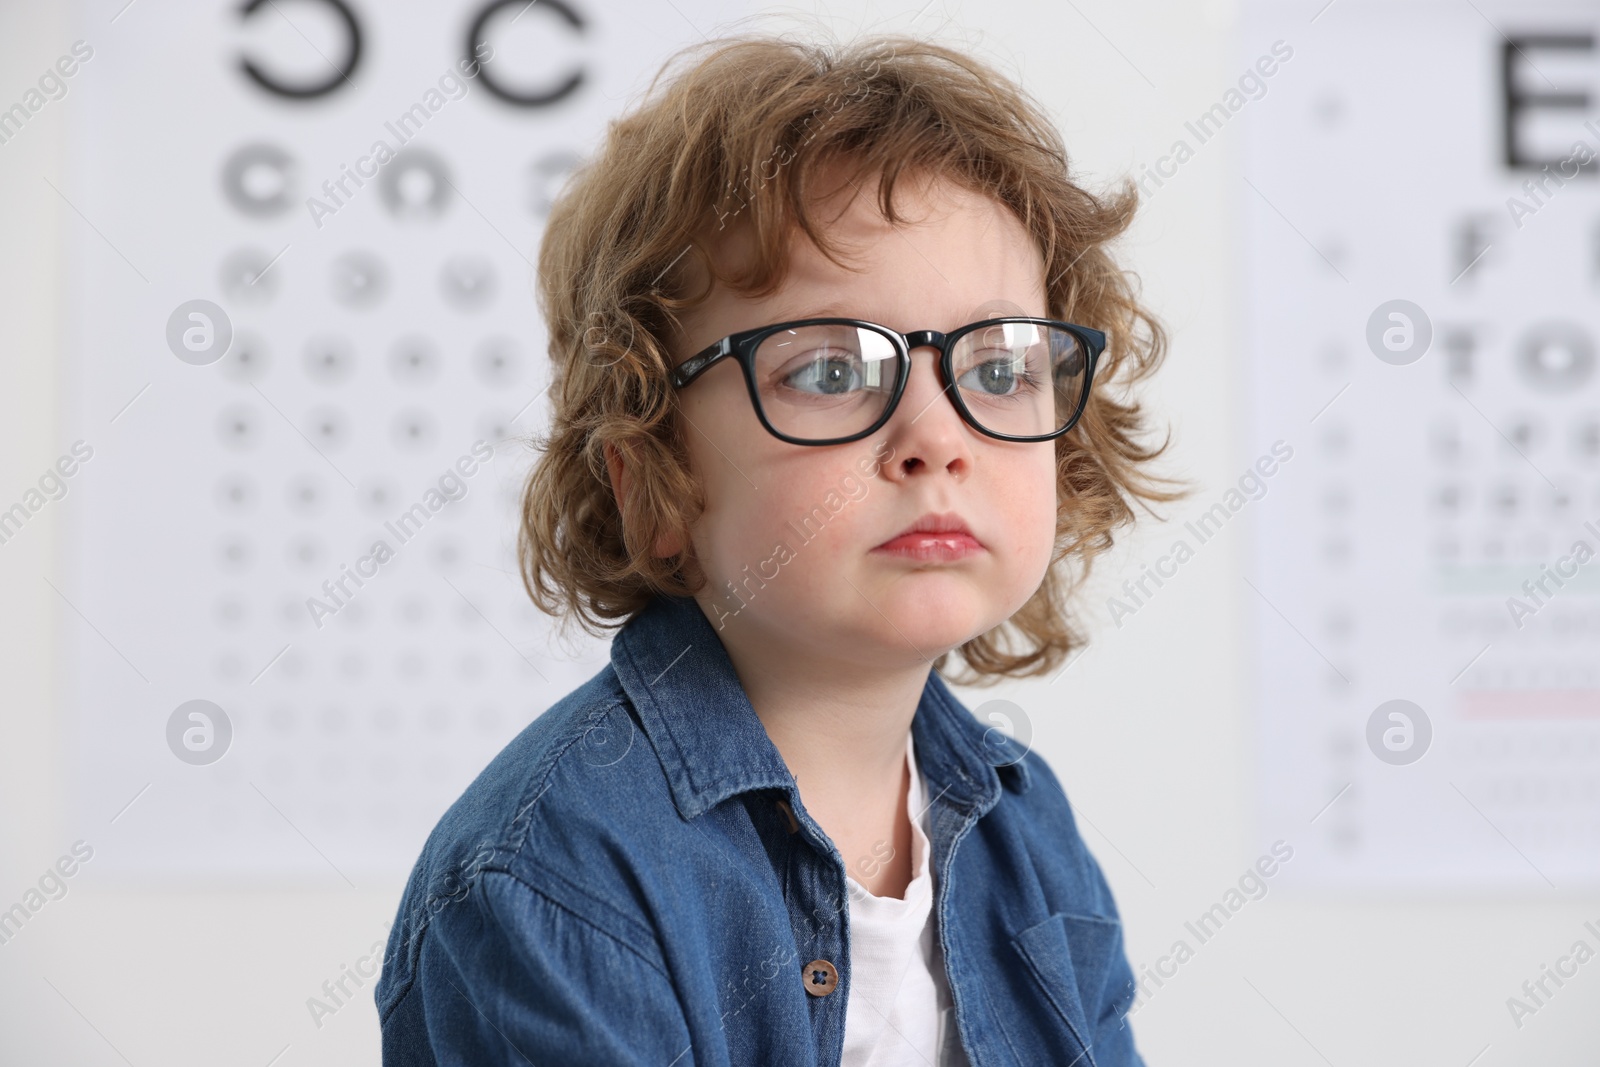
[2,0,1598,1062]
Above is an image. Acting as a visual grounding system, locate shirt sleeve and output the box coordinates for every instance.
[1086,902,1144,1067]
[1025,755,1147,1067]
[401,868,695,1066]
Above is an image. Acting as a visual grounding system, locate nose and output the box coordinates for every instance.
[901,343,950,419]
[879,341,974,479]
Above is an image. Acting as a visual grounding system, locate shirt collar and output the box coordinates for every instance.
[610,593,1032,824]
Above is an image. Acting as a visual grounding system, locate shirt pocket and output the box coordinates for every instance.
[1010,910,1125,1064]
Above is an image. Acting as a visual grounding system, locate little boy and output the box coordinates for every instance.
[376,29,1177,1067]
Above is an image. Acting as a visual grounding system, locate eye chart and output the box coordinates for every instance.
[57,0,740,884]
[1244,0,1600,890]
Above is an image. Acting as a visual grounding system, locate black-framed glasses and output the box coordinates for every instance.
[668,316,1105,446]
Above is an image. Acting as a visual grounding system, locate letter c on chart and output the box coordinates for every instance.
[238,0,362,100]
[466,0,586,107]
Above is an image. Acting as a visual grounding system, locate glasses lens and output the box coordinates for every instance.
[752,324,901,440]
[950,321,1088,438]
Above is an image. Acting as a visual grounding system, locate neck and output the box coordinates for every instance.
[695,593,932,885]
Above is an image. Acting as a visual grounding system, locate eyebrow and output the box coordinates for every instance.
[766,302,1040,326]
[769,303,866,322]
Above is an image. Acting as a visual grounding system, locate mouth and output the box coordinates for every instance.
[872,510,985,562]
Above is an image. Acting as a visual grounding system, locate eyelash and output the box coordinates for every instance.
[777,349,1046,398]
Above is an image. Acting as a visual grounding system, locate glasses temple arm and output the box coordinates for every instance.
[670,337,732,388]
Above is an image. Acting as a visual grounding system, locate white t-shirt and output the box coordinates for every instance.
[841,732,970,1067]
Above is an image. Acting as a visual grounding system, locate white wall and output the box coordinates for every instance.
[2,0,1596,1063]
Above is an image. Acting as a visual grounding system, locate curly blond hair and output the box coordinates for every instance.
[518,30,1187,684]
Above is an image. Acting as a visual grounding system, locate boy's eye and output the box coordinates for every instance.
[956,352,1037,397]
[757,326,896,402]
[952,323,1055,401]
[780,349,867,395]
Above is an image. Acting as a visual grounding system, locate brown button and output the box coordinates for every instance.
[775,798,799,834]
[802,958,838,996]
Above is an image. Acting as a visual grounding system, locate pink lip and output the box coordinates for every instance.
[872,510,985,561]
[872,532,985,561]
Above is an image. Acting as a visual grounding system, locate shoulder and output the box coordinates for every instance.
[992,743,1127,922]
[414,661,646,877]
[375,661,678,1019]
[982,743,1143,1043]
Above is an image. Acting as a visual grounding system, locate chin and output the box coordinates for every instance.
[872,574,1001,645]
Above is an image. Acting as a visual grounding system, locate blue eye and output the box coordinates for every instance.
[783,351,866,395]
[957,353,1042,397]
[758,326,896,402]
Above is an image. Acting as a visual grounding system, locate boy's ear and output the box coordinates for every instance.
[604,440,631,516]
[604,441,685,560]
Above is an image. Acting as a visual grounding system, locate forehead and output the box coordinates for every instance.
[676,167,1047,347]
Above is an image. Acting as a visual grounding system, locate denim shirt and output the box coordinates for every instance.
[375,593,1144,1066]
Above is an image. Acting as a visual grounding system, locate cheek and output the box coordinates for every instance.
[689,446,875,587]
[681,462,747,582]
[677,385,794,574]
[998,448,1061,564]
[730,461,870,559]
